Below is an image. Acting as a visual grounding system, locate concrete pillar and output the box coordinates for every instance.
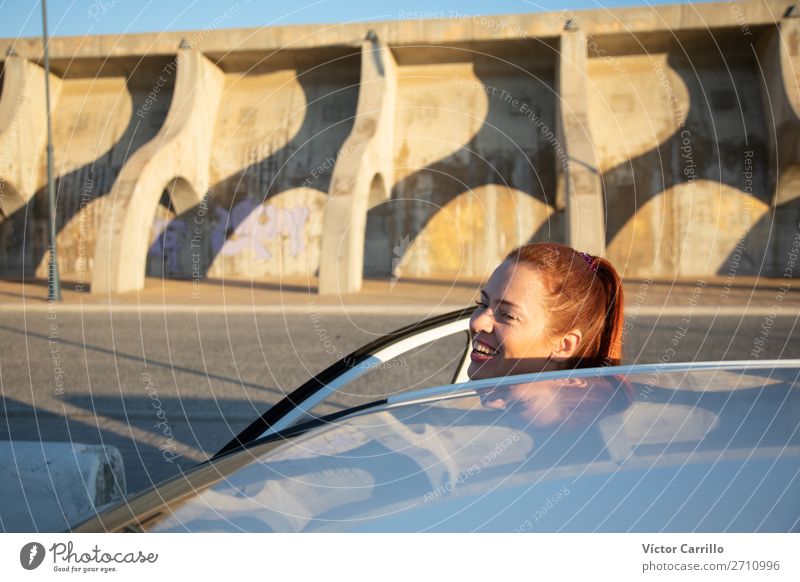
[754,14,800,273]
[0,56,61,217]
[557,29,606,256]
[757,16,800,207]
[318,34,397,295]
[91,48,224,295]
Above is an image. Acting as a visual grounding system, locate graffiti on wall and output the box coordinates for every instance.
[212,197,310,259]
[148,197,311,276]
[149,217,187,274]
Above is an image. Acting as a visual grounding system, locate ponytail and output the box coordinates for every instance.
[593,257,624,367]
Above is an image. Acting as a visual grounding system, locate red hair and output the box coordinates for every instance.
[504,243,624,368]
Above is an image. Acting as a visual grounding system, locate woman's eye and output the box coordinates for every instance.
[475,300,488,309]
[501,311,517,321]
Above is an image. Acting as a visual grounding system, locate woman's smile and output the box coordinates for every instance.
[470,338,499,362]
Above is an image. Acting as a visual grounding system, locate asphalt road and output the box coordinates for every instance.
[1,308,799,494]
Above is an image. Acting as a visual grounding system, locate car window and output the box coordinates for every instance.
[244,311,474,439]
[305,330,471,417]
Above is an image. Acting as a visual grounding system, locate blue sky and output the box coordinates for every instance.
[1,0,703,39]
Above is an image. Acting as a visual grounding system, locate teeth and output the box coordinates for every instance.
[472,341,498,356]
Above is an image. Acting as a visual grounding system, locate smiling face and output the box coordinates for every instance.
[468,260,563,380]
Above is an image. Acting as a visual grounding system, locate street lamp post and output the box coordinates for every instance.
[41,0,61,302]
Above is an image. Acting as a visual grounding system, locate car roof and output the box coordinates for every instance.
[73,360,800,532]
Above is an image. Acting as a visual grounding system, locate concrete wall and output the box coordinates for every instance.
[0,0,797,295]
[164,48,360,285]
[0,55,175,286]
[385,41,560,282]
[589,31,775,278]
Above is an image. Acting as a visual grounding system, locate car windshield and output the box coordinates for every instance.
[141,364,800,532]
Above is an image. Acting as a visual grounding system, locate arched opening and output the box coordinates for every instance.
[144,176,202,279]
[363,173,392,277]
[146,187,183,278]
[165,176,199,214]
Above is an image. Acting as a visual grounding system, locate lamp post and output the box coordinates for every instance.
[41,0,61,301]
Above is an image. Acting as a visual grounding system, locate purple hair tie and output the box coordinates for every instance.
[578,251,598,272]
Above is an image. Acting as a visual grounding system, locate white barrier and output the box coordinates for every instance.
[0,442,125,532]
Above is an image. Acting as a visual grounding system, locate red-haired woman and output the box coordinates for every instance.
[469,242,625,380]
[469,243,630,428]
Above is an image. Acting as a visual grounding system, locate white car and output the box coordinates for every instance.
[72,309,800,532]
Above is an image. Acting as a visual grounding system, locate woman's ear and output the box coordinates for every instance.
[550,329,582,363]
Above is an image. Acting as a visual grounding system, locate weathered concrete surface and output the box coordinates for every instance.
[0,441,125,532]
[558,29,605,257]
[0,57,60,216]
[0,0,797,295]
[756,17,800,273]
[144,49,359,285]
[387,41,559,282]
[0,1,789,59]
[589,30,779,278]
[0,55,177,282]
[319,35,397,295]
[91,49,224,295]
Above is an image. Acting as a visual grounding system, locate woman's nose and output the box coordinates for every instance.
[470,308,493,333]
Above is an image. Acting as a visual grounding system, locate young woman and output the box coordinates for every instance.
[469,243,628,429]
[469,242,625,380]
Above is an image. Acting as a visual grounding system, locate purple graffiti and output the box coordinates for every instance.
[211,198,310,260]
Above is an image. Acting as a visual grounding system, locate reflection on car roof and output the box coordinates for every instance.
[142,362,800,532]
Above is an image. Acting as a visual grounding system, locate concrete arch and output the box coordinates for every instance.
[318,36,397,295]
[91,49,224,295]
[558,30,605,257]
